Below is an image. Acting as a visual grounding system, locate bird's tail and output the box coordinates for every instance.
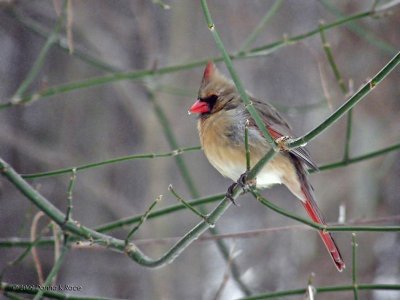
[291,155,345,272]
[301,191,346,271]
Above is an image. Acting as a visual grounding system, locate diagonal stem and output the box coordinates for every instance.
[11,1,67,104]
[0,148,276,268]
[287,51,400,149]
[1,6,382,110]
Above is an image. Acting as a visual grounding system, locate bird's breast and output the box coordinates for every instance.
[198,111,289,187]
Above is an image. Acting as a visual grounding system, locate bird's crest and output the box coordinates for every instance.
[202,61,217,82]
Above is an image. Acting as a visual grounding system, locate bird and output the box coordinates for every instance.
[188,61,345,272]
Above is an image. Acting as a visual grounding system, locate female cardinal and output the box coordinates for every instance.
[189,62,345,271]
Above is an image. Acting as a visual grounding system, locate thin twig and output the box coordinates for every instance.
[96,193,224,233]
[0,225,51,278]
[21,146,200,179]
[30,211,45,285]
[125,196,162,245]
[146,88,200,197]
[33,246,68,300]
[51,222,60,285]
[65,169,77,223]
[251,190,400,232]
[237,0,284,53]
[11,1,67,104]
[168,185,210,224]
[201,0,276,148]
[319,0,397,55]
[145,85,252,294]
[0,7,381,110]
[352,233,359,300]
[319,23,348,94]
[9,8,121,73]
[2,214,400,249]
[237,283,400,300]
[312,141,400,173]
[152,0,170,10]
[244,120,251,172]
[66,0,74,54]
[305,273,316,300]
[0,147,275,268]
[286,51,400,149]
[213,246,240,300]
[319,23,353,162]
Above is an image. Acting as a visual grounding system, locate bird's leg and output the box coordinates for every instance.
[226,171,257,205]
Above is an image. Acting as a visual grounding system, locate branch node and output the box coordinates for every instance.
[125,196,161,244]
[338,203,346,224]
[275,136,292,151]
[244,100,254,109]
[0,164,8,174]
[172,149,182,156]
[124,243,137,255]
[369,80,376,89]
[10,96,22,105]
[306,273,317,300]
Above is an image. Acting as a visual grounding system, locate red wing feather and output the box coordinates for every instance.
[267,127,319,171]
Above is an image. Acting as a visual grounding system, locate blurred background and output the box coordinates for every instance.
[0,0,399,299]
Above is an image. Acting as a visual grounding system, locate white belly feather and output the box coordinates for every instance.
[208,153,283,189]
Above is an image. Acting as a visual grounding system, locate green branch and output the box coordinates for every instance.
[33,246,68,300]
[319,0,397,55]
[169,185,209,223]
[125,196,161,244]
[145,87,251,294]
[9,9,121,73]
[95,193,224,233]
[312,141,400,173]
[238,0,284,53]
[287,51,400,149]
[238,283,400,299]
[21,146,200,179]
[0,7,382,110]
[253,190,400,232]
[0,193,226,249]
[201,0,276,147]
[247,11,373,56]
[0,156,221,267]
[146,89,200,198]
[352,233,359,300]
[2,141,396,249]
[2,141,395,248]
[0,149,275,268]
[11,2,67,105]
[319,23,353,162]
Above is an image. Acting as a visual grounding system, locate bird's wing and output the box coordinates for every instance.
[250,98,319,172]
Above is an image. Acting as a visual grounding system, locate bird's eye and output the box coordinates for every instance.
[202,94,218,108]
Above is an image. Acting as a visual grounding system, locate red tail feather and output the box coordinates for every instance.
[302,193,345,272]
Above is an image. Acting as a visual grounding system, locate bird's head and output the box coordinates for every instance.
[189,62,238,116]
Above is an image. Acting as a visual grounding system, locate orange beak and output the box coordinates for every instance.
[189,99,209,114]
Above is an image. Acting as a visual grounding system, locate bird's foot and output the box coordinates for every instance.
[275,135,291,151]
[226,171,257,206]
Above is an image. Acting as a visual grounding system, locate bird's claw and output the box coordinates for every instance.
[226,183,239,206]
[275,135,291,151]
[226,171,257,206]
